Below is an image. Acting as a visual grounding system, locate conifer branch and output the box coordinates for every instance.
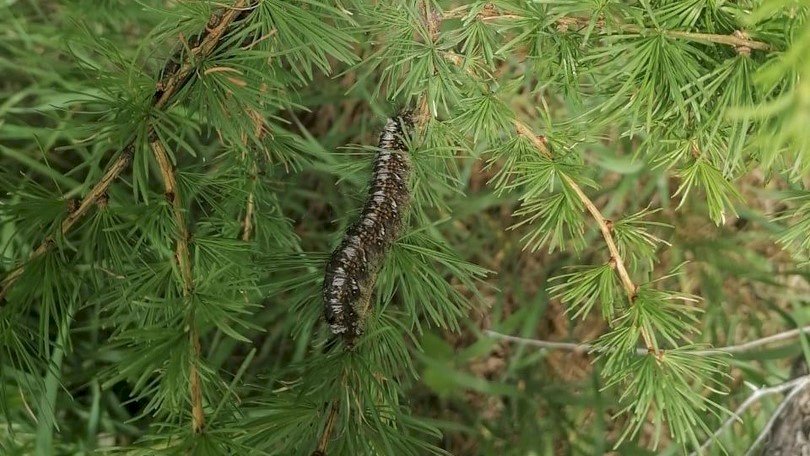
[444,5,774,52]
[312,2,441,454]
[0,148,132,302]
[512,119,654,351]
[441,8,656,351]
[241,182,256,242]
[150,139,204,433]
[415,0,442,126]
[312,400,340,456]
[0,1,256,303]
[240,108,270,242]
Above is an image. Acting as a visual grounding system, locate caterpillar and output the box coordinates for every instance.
[323,111,414,347]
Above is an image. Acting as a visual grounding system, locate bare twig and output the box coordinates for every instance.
[691,375,810,455]
[484,330,643,354]
[487,326,810,357]
[744,379,810,456]
[0,1,255,303]
[693,325,810,356]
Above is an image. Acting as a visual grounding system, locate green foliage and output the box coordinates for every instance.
[0,0,808,455]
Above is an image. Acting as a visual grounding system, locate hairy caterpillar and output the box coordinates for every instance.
[323,112,414,347]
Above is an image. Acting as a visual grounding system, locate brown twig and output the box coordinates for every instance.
[312,400,340,456]
[240,108,267,242]
[241,187,256,242]
[439,7,658,352]
[0,1,256,304]
[151,139,205,433]
[0,148,133,301]
[444,5,773,52]
[513,119,654,351]
[154,0,254,109]
[413,0,442,127]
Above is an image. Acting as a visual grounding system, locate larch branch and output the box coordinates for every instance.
[513,118,653,350]
[311,400,340,456]
[0,147,133,301]
[150,139,203,433]
[0,1,255,303]
[445,5,773,52]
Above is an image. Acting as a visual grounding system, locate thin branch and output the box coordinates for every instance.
[486,330,608,354]
[0,1,255,303]
[241,185,256,242]
[691,375,810,456]
[414,0,442,126]
[0,148,133,302]
[694,325,810,356]
[512,119,654,351]
[240,108,266,242]
[310,1,439,453]
[474,329,810,453]
[487,326,810,357]
[154,0,254,109]
[151,139,204,433]
[744,379,810,456]
[485,330,648,355]
[445,5,773,52]
[311,400,340,456]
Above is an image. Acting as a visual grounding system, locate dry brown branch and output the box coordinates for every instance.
[154,0,254,109]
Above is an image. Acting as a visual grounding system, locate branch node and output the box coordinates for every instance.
[733,30,752,56]
[66,198,79,214]
[96,193,109,209]
[556,18,572,33]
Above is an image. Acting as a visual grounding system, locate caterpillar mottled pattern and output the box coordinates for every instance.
[323,112,414,347]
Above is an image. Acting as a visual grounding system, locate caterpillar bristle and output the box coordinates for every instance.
[323,111,413,348]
